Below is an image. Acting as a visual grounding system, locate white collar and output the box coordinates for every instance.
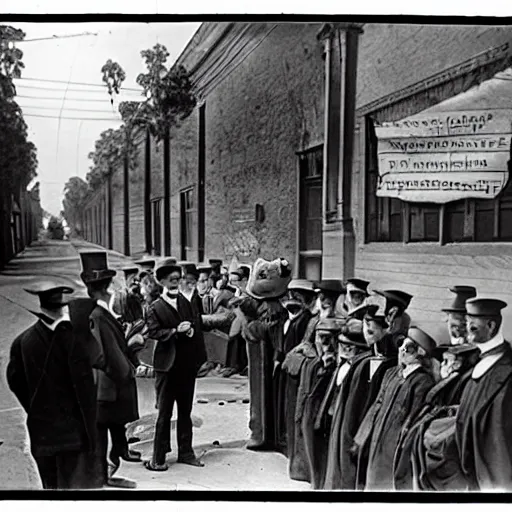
[181,289,195,302]
[476,329,505,354]
[161,288,178,308]
[336,360,351,386]
[41,312,71,331]
[402,363,422,379]
[97,295,121,320]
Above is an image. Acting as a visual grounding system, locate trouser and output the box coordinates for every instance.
[34,450,98,490]
[152,368,197,465]
[225,333,248,371]
[95,423,128,485]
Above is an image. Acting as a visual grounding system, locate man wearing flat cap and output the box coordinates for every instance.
[454,297,512,491]
[353,326,436,490]
[144,258,207,471]
[7,281,97,489]
[77,251,139,489]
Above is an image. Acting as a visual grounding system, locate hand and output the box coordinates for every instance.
[177,321,192,334]
[136,365,147,377]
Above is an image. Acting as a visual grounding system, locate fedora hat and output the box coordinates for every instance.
[406,326,436,355]
[373,289,413,310]
[337,330,368,349]
[315,279,346,296]
[24,280,74,309]
[155,258,181,283]
[79,251,116,284]
[442,286,477,314]
[465,297,508,317]
[122,267,140,281]
[288,279,316,294]
[346,278,370,295]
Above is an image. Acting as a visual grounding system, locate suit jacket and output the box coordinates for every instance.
[147,292,207,373]
[456,344,512,491]
[6,320,97,456]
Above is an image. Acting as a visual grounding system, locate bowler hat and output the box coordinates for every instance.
[155,258,182,283]
[346,278,370,295]
[406,326,436,355]
[442,286,477,313]
[24,281,74,308]
[373,289,413,310]
[315,280,346,296]
[181,263,200,280]
[79,251,116,284]
[288,279,316,294]
[316,317,342,332]
[338,330,368,349]
[465,297,508,317]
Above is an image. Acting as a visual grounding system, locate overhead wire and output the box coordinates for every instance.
[23,113,123,121]
[14,83,143,95]
[15,76,142,92]
[16,94,142,103]
[19,104,124,114]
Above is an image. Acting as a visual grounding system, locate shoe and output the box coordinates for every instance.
[240,366,248,376]
[144,460,169,472]
[221,367,237,378]
[177,456,205,467]
[107,476,137,489]
[121,449,142,463]
[246,441,274,452]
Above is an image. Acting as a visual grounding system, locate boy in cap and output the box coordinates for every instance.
[354,326,436,490]
[78,252,139,489]
[454,297,512,491]
[7,281,97,489]
[144,258,207,471]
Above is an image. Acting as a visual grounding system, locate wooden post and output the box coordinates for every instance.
[124,133,131,256]
[107,172,113,250]
[198,104,206,263]
[145,129,152,254]
[163,126,171,256]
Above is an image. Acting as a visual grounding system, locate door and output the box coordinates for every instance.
[298,146,323,282]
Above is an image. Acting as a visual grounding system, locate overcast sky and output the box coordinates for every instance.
[9,22,200,215]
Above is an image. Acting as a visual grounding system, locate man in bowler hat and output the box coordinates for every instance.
[7,281,97,489]
[144,258,207,471]
[79,251,139,489]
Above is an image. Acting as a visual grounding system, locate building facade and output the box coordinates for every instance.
[81,22,512,342]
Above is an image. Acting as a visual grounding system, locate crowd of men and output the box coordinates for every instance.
[5,250,512,491]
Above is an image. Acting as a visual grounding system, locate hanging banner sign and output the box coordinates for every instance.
[375,109,512,203]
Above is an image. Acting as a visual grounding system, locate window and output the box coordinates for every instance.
[298,145,323,281]
[365,116,512,243]
[180,187,196,260]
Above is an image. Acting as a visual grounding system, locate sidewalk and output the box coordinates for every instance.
[0,239,310,491]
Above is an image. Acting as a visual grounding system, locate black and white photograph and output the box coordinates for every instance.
[1,2,512,497]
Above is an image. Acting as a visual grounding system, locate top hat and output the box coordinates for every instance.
[338,330,368,349]
[79,252,116,284]
[373,289,413,310]
[316,317,342,332]
[134,259,156,271]
[181,263,200,280]
[155,258,182,283]
[465,297,508,317]
[441,286,477,314]
[24,280,74,308]
[288,279,316,294]
[406,326,436,355]
[122,267,140,281]
[209,259,223,272]
[315,279,346,296]
[346,278,370,295]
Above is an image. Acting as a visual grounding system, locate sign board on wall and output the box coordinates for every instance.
[375,109,512,203]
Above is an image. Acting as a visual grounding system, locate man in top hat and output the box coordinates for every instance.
[373,289,413,347]
[123,267,140,288]
[7,281,97,489]
[342,278,370,316]
[454,297,512,491]
[353,326,436,490]
[208,258,223,288]
[323,304,395,490]
[134,259,156,281]
[144,258,207,471]
[78,251,139,489]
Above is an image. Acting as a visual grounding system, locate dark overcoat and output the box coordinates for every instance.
[455,345,512,491]
[6,319,97,457]
[89,305,139,425]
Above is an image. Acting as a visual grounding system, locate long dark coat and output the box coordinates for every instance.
[89,305,139,425]
[358,365,435,491]
[455,345,512,491]
[393,367,474,490]
[6,319,97,457]
[322,350,396,490]
[272,310,311,455]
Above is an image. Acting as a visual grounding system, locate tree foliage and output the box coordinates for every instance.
[62,176,89,235]
[47,215,64,240]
